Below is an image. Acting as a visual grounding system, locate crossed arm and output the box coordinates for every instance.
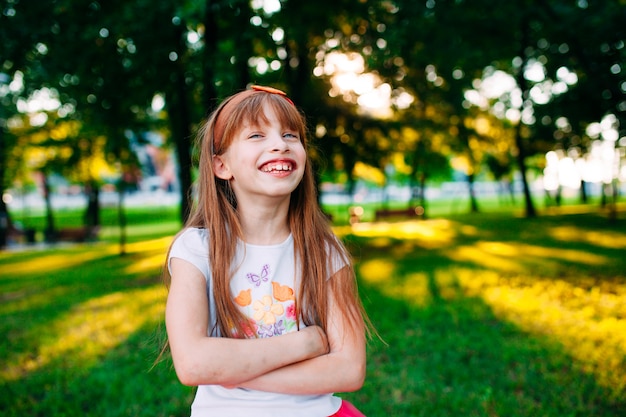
[165,257,366,395]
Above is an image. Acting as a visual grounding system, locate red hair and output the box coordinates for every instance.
[167,87,369,340]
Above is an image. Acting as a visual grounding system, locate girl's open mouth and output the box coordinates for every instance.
[260,161,295,173]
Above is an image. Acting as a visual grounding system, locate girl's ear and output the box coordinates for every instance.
[212,155,233,180]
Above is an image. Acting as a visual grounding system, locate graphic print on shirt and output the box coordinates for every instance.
[233,264,298,338]
[247,264,269,286]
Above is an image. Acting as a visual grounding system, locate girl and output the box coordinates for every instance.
[165,85,371,417]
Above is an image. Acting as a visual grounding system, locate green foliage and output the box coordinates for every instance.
[1,0,624,227]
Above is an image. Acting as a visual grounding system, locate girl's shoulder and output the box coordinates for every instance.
[172,227,209,251]
[168,227,210,279]
[324,233,351,275]
[178,226,208,242]
[167,227,210,280]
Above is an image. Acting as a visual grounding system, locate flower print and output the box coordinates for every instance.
[234,289,252,307]
[231,320,257,338]
[258,324,275,338]
[286,303,297,320]
[252,295,284,324]
[240,320,257,338]
[257,321,286,338]
[273,319,286,336]
[272,282,295,301]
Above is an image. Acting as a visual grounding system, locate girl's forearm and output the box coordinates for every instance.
[231,347,366,395]
[167,260,330,387]
[232,293,368,395]
[170,325,328,387]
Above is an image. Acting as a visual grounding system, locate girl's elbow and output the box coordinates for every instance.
[173,359,235,387]
[350,368,366,391]
[341,360,366,392]
[174,363,201,386]
[172,356,211,386]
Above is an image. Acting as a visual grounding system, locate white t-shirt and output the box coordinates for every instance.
[168,227,346,417]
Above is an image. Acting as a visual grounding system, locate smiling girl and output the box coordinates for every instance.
[164,86,371,416]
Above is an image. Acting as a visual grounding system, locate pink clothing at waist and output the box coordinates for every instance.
[329,400,366,417]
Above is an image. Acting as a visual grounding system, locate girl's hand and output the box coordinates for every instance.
[225,267,367,395]
[299,325,330,357]
[220,326,328,390]
[167,258,337,387]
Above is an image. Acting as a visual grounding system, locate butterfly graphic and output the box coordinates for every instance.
[247,264,270,287]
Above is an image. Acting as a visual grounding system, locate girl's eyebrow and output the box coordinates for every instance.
[243,122,265,131]
[245,119,296,130]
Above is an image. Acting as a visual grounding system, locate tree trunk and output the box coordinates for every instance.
[83,181,100,228]
[467,172,479,213]
[418,172,427,219]
[579,180,588,203]
[409,139,428,218]
[0,127,9,248]
[458,123,479,213]
[118,181,127,256]
[233,0,252,89]
[609,180,618,222]
[170,23,193,224]
[42,173,56,242]
[0,197,8,248]
[202,0,219,111]
[513,117,537,218]
[513,14,537,218]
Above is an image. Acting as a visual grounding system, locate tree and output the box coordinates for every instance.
[0,0,59,246]
[3,0,623,235]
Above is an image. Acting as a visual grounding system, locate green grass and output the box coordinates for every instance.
[1,200,625,416]
[11,203,182,244]
[342,209,626,416]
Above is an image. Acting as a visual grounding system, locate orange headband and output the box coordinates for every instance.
[212,85,295,154]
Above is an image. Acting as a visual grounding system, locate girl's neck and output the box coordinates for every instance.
[237,199,291,245]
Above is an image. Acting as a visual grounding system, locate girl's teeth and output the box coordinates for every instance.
[263,163,292,172]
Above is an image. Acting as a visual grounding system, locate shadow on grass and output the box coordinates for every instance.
[1,319,193,417]
[0,240,170,374]
[350,280,623,417]
[341,212,626,416]
[0,235,192,417]
[1,211,625,416]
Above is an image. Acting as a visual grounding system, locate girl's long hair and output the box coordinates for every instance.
[165,90,369,340]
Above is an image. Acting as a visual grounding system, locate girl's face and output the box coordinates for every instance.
[212,103,306,203]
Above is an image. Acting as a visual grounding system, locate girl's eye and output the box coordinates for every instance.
[283,132,299,139]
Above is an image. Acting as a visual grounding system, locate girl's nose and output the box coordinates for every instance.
[269,132,290,152]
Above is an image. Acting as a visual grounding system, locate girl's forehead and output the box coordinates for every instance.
[248,105,276,122]
[241,103,296,128]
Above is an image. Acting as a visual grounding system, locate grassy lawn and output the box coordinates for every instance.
[1,201,625,416]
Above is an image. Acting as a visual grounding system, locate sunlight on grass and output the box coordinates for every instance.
[447,241,608,272]
[359,259,396,284]
[353,218,626,399]
[457,269,626,398]
[3,210,624,416]
[2,285,166,381]
[123,237,173,275]
[337,219,457,248]
[125,253,169,275]
[123,237,173,255]
[549,226,626,249]
[0,237,172,278]
[449,244,523,272]
[359,259,433,306]
[1,246,119,276]
[0,236,173,382]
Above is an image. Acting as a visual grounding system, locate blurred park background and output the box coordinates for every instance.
[1,0,625,416]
